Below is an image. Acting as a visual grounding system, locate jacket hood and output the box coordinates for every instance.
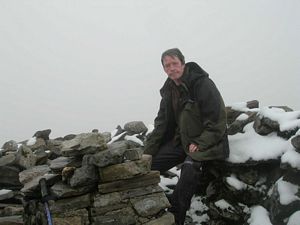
[160,62,208,95]
[181,62,209,85]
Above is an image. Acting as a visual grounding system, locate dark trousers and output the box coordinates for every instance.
[151,141,202,225]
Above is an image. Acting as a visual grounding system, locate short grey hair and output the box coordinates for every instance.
[161,48,185,66]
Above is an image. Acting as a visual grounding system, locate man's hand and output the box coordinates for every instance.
[189,143,199,153]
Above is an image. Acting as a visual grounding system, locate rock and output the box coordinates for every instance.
[0,204,23,216]
[19,165,51,185]
[34,149,48,165]
[99,154,151,182]
[98,171,160,194]
[49,156,82,173]
[124,121,148,135]
[208,200,244,223]
[26,137,46,151]
[130,192,170,217]
[0,154,16,167]
[70,165,99,188]
[46,139,62,156]
[283,170,300,186]
[1,140,18,153]
[0,215,23,225]
[270,105,294,112]
[144,212,175,225]
[291,135,300,151]
[0,189,14,201]
[268,179,300,223]
[21,173,60,196]
[0,166,22,189]
[113,125,125,137]
[227,112,257,135]
[92,214,136,225]
[49,193,91,214]
[123,148,144,161]
[101,132,112,143]
[14,145,37,169]
[52,209,89,225]
[253,117,275,135]
[50,181,95,198]
[33,129,51,141]
[91,145,128,168]
[63,134,76,140]
[92,144,143,168]
[61,133,107,157]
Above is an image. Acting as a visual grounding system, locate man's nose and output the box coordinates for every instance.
[170,65,176,71]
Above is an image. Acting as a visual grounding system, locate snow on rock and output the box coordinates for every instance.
[226,174,247,190]
[228,101,259,112]
[277,178,300,205]
[124,134,144,146]
[107,131,126,145]
[26,137,36,146]
[214,199,235,212]
[186,196,209,224]
[146,124,154,136]
[287,211,300,225]
[248,206,273,225]
[228,122,288,163]
[281,149,300,170]
[236,113,249,121]
[259,107,300,131]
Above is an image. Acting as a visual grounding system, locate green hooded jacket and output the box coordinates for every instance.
[144,62,229,161]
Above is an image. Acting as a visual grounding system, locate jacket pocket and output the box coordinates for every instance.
[180,102,203,138]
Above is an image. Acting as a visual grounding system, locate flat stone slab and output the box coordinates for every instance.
[61,133,107,156]
[98,171,160,194]
[99,154,151,182]
[130,192,170,217]
[144,212,175,225]
[0,189,14,201]
[19,165,51,185]
[0,215,23,225]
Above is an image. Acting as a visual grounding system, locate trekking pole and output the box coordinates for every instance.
[39,178,54,225]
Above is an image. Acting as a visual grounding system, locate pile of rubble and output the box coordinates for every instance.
[0,123,174,225]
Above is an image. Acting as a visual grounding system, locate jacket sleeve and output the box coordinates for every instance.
[192,78,227,150]
[144,98,168,155]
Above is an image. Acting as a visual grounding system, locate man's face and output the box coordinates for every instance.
[162,55,185,83]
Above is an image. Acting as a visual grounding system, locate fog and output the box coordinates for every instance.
[0,0,299,144]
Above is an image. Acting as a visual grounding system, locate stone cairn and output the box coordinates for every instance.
[0,100,299,225]
[179,100,300,225]
[0,122,174,225]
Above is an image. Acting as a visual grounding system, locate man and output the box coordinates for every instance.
[144,48,229,225]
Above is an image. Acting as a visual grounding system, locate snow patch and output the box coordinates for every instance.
[124,134,144,146]
[226,174,247,190]
[26,137,36,146]
[287,211,300,225]
[259,107,300,131]
[214,199,234,211]
[228,122,288,163]
[277,178,300,205]
[236,113,249,121]
[248,206,272,225]
[281,149,300,170]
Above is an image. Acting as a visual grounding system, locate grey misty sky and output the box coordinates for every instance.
[0,0,299,144]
